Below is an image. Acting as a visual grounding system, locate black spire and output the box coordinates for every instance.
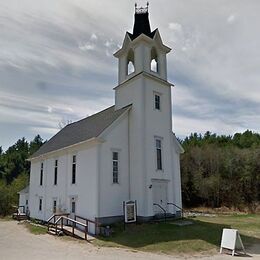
[128,3,156,40]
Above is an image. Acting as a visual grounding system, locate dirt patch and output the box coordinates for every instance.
[0,220,259,260]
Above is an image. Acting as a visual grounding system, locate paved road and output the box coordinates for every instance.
[0,221,259,260]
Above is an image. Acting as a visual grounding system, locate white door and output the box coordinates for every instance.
[152,181,168,214]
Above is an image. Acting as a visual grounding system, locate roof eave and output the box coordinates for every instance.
[28,137,103,161]
[113,71,174,90]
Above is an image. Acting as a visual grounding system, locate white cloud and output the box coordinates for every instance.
[47,106,53,113]
[104,40,113,48]
[90,33,98,41]
[227,14,236,24]
[168,22,182,32]
[78,42,96,51]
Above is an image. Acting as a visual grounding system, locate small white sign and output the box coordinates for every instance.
[220,228,246,256]
[124,201,137,223]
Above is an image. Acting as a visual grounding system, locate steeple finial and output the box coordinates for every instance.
[131,2,152,40]
[135,2,149,14]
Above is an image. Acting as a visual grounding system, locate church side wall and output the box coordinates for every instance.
[98,114,129,222]
[28,141,99,233]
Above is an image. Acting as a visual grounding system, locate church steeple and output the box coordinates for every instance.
[130,3,151,40]
[114,4,171,85]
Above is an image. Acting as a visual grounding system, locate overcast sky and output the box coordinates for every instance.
[0,0,259,150]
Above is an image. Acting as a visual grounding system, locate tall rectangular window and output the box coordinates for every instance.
[40,162,43,186]
[156,139,163,170]
[53,199,57,213]
[154,94,161,110]
[72,155,76,184]
[112,151,119,183]
[54,159,58,185]
[71,201,76,213]
[39,198,42,211]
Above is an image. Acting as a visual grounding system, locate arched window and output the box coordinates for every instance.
[127,49,135,75]
[150,47,158,73]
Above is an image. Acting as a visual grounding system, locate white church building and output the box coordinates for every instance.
[21,5,184,234]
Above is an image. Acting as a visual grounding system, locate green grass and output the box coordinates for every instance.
[24,222,48,235]
[0,215,13,221]
[94,214,260,254]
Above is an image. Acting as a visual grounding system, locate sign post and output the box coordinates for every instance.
[220,228,246,256]
[123,200,137,229]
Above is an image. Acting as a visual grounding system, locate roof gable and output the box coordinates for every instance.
[30,105,131,159]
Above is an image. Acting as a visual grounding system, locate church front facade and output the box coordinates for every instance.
[25,5,184,234]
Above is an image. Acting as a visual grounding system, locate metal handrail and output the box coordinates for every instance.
[153,203,167,222]
[167,202,184,219]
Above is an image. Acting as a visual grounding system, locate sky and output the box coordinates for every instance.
[0,0,260,150]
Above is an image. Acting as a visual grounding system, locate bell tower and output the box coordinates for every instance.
[113,4,182,219]
[114,3,171,86]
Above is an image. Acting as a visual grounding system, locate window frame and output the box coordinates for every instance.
[155,137,163,171]
[54,159,58,185]
[39,198,42,211]
[72,155,76,184]
[53,199,57,213]
[112,150,119,184]
[71,201,76,214]
[154,92,161,111]
[40,162,43,186]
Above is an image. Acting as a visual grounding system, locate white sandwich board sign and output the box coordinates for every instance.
[220,228,246,256]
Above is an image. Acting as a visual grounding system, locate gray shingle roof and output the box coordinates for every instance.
[30,105,131,159]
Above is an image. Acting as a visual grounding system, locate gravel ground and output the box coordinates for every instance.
[0,221,259,260]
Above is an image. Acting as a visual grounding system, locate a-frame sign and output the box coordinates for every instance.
[220,228,246,256]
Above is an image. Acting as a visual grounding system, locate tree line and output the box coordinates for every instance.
[180,130,260,212]
[0,131,259,216]
[0,135,44,215]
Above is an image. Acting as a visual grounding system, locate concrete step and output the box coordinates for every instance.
[153,213,177,222]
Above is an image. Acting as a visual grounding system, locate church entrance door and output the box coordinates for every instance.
[152,180,168,214]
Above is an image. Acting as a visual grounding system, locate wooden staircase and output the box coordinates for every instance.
[47,213,98,241]
[12,206,29,221]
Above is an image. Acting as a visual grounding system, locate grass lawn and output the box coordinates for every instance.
[0,215,13,221]
[94,214,260,255]
[24,222,48,235]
